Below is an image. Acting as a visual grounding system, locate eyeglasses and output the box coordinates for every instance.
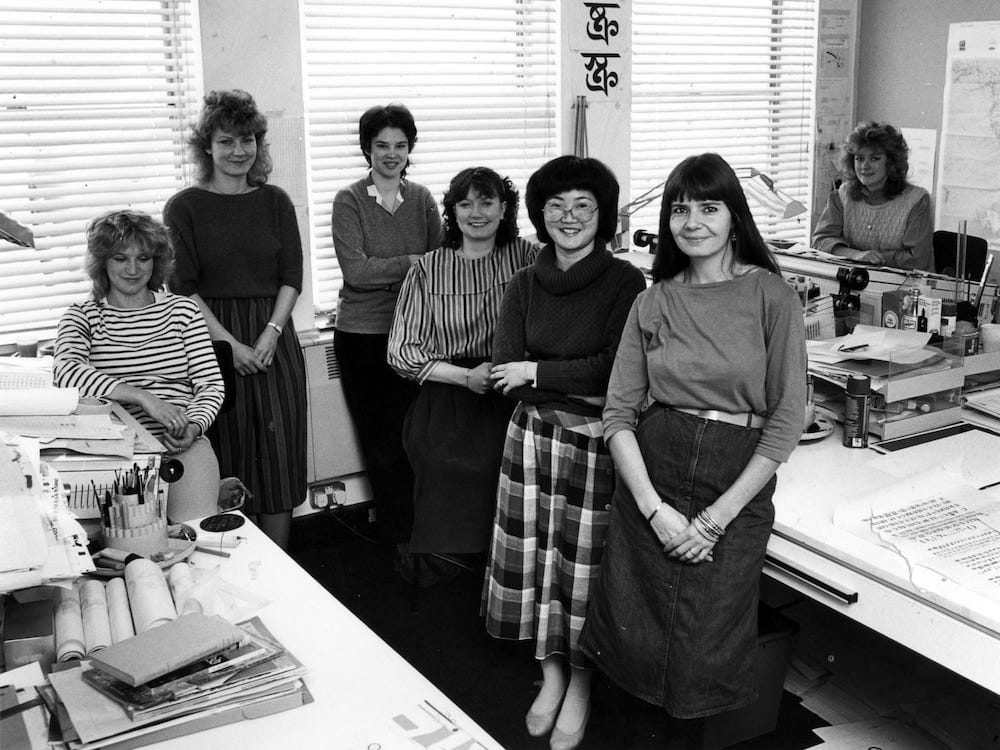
[542,201,598,222]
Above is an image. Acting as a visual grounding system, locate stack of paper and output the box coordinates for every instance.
[0,432,93,594]
[42,615,310,749]
[0,359,79,416]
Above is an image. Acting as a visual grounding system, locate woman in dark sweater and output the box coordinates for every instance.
[482,155,646,750]
[164,90,306,548]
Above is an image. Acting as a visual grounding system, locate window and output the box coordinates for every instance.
[300,0,558,317]
[0,0,202,340]
[629,0,817,242]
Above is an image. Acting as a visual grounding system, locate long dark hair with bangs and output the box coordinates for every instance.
[651,153,779,282]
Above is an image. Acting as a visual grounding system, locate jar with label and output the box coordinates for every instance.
[901,288,920,330]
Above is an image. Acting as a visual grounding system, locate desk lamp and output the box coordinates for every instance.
[614,167,806,250]
[0,209,34,248]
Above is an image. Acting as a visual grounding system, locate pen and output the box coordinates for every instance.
[838,343,869,352]
[195,545,230,558]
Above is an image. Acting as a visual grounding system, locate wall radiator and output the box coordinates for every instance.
[301,334,369,510]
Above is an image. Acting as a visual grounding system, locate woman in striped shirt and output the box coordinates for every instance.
[54,210,225,522]
[388,167,536,563]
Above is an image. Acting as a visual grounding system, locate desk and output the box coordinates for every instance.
[766,412,1000,695]
[143,517,502,750]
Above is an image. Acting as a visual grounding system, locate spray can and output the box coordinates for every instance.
[843,374,871,448]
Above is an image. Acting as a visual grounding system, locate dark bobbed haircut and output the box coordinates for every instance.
[85,209,174,300]
[525,155,619,245]
[441,167,520,249]
[651,152,779,282]
[187,89,272,187]
[838,121,910,201]
[358,103,418,177]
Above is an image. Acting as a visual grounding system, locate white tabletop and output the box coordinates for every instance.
[148,516,502,750]
[769,411,1000,693]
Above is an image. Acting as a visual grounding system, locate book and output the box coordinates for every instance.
[81,626,283,712]
[88,613,244,687]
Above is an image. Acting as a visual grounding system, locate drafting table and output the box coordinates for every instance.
[137,517,502,750]
[765,412,1000,695]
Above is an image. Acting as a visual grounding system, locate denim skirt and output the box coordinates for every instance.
[580,404,776,718]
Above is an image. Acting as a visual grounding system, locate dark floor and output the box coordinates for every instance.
[288,508,827,750]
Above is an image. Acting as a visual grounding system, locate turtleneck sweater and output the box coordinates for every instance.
[491,242,647,416]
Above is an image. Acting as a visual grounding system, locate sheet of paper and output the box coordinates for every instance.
[0,413,129,440]
[900,127,938,194]
[836,470,1000,601]
[808,324,934,364]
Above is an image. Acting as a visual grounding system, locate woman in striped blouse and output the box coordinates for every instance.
[388,167,536,562]
[55,210,225,522]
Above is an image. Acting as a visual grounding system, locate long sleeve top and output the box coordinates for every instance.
[163,185,303,298]
[387,238,538,382]
[812,183,933,272]
[53,293,225,437]
[491,243,647,417]
[332,175,443,334]
[603,270,806,463]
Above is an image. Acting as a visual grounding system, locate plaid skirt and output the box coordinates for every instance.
[481,402,615,668]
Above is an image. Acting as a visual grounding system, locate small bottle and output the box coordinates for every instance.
[843,374,871,448]
[901,290,919,330]
[917,307,928,333]
[940,300,957,338]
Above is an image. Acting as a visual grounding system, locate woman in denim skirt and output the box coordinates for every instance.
[580,153,807,744]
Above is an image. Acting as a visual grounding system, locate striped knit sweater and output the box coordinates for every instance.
[387,238,538,382]
[54,292,224,436]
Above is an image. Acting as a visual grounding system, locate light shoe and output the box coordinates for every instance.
[526,700,561,737]
[549,703,591,750]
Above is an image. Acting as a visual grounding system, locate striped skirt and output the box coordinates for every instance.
[481,402,615,668]
[205,297,307,514]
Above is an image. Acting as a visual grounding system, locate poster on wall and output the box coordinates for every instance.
[936,21,1000,253]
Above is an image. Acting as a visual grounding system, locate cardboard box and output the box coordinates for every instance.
[2,595,56,673]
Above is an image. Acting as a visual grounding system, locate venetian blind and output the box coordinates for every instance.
[0,0,202,340]
[628,0,817,244]
[300,0,559,317]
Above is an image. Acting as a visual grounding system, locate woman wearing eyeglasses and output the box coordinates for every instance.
[482,155,645,750]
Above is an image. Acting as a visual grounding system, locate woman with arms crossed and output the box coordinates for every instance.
[483,156,645,750]
[581,153,806,747]
[164,90,307,548]
[55,210,224,522]
[388,167,535,563]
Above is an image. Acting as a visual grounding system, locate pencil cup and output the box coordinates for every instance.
[102,519,168,557]
[981,323,1000,353]
[101,491,168,557]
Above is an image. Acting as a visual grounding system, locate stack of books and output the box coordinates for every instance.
[41,613,310,749]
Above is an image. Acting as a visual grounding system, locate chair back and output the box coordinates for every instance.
[933,230,988,280]
[212,340,237,413]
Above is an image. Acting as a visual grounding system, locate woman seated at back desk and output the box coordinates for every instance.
[812,121,933,272]
[54,209,225,523]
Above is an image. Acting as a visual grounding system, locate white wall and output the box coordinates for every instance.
[856,0,998,128]
[198,0,314,334]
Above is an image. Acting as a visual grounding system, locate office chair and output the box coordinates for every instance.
[211,340,237,413]
[933,230,988,281]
